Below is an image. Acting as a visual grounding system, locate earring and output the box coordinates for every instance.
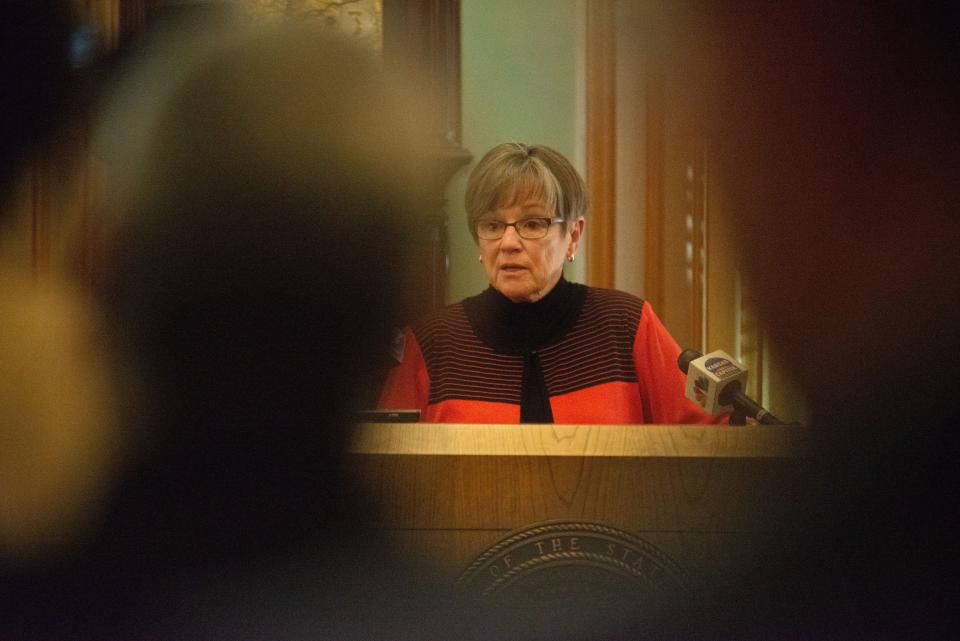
[478,255,483,263]
[566,254,575,263]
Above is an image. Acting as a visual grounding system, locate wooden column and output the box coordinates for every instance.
[585,0,616,289]
[384,0,471,319]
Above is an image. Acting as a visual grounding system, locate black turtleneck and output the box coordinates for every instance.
[462,277,587,423]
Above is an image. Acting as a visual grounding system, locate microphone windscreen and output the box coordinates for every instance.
[678,348,702,375]
[682,350,748,415]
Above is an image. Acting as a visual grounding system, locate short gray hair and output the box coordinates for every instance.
[464,142,589,241]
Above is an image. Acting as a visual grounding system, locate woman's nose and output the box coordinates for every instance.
[499,224,524,248]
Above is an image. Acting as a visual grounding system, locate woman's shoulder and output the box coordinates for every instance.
[408,299,470,337]
[558,285,648,348]
[580,285,646,313]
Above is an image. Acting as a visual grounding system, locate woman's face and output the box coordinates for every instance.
[478,199,584,303]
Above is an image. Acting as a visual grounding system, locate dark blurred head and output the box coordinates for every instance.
[98,23,425,563]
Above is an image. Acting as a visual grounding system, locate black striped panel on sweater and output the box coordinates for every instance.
[539,288,642,396]
[414,305,525,405]
[413,287,644,406]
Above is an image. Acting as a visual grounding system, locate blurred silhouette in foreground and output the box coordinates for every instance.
[1,0,118,567]
[2,12,441,640]
[678,2,960,639]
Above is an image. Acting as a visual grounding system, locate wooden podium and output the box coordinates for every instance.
[347,422,809,605]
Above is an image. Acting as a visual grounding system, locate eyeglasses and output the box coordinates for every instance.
[476,217,565,240]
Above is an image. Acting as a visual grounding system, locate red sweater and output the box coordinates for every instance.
[378,286,725,425]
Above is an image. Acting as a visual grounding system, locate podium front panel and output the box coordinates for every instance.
[347,423,810,594]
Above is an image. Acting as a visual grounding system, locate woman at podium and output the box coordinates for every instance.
[379,142,723,425]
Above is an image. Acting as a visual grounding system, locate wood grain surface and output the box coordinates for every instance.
[349,422,808,457]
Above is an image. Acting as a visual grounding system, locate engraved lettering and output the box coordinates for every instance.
[632,555,647,571]
[631,554,663,581]
[648,563,662,580]
[459,523,685,598]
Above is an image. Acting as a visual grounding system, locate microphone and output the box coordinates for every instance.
[678,349,787,425]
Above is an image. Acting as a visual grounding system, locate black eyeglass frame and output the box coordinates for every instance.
[476,217,566,240]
